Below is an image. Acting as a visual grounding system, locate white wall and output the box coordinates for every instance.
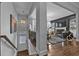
[1,2,17,56]
[28,8,36,32]
[28,17,36,32]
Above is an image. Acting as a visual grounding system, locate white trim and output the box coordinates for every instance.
[36,45,47,55]
[39,50,47,56]
[29,51,37,56]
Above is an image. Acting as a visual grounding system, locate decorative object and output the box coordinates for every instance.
[10,14,16,33]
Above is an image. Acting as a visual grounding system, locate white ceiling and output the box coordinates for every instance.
[47,3,74,21]
[13,2,74,21]
[13,2,32,15]
[71,2,79,9]
[30,2,74,21]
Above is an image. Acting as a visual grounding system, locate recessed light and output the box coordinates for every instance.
[21,20,26,24]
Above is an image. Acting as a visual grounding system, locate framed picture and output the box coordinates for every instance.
[10,14,16,33]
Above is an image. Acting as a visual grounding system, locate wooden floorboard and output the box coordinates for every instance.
[17,41,79,56]
[48,41,79,56]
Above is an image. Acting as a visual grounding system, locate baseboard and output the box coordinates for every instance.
[39,50,47,56]
[36,47,47,56]
[29,51,37,55]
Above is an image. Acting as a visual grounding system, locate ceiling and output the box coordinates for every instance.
[71,2,79,9]
[13,2,75,21]
[13,2,32,15]
[30,2,74,21]
[47,3,74,21]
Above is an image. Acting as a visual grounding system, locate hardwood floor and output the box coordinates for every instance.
[48,42,79,56]
[17,50,29,56]
[17,41,79,56]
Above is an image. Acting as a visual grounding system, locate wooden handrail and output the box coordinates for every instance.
[0,35,17,50]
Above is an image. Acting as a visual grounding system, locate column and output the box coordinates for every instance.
[36,2,47,56]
